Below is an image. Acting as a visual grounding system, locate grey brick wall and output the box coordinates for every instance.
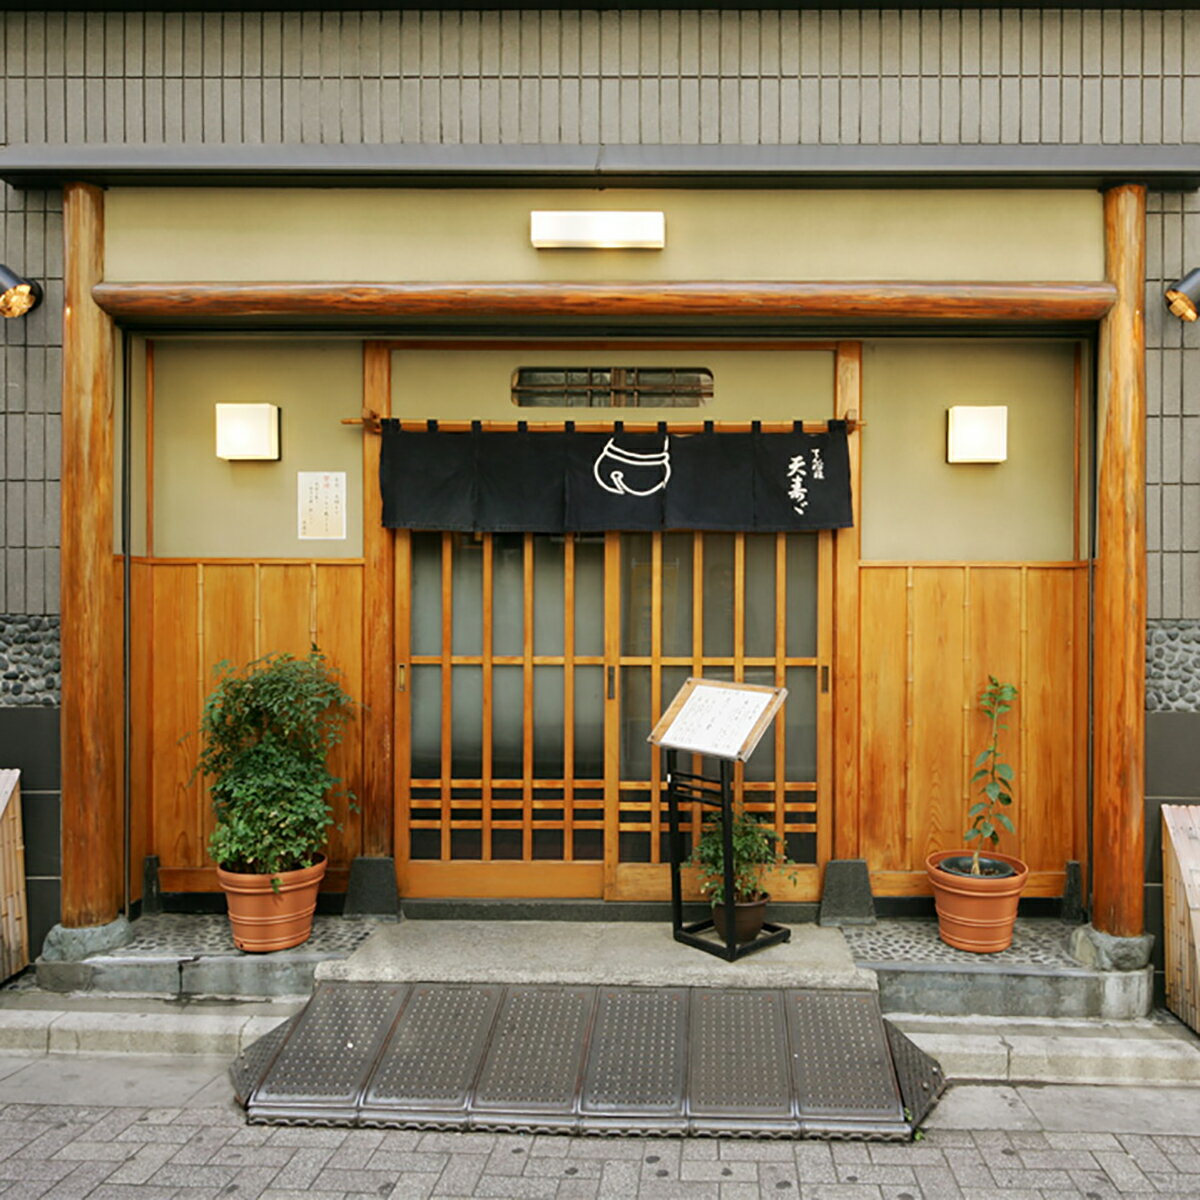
[1,6,1198,632]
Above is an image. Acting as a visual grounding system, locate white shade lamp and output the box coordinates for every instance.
[530,211,665,250]
[215,403,281,461]
[947,406,1008,464]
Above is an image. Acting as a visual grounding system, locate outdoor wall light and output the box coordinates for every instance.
[947,406,1008,464]
[530,211,665,250]
[0,265,42,319]
[1165,269,1200,322]
[215,403,280,461]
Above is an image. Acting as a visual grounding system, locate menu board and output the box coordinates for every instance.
[648,677,787,762]
[298,472,347,540]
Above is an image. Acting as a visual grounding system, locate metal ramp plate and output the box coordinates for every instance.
[236,981,944,1140]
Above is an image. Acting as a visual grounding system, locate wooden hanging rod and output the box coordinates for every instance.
[341,416,864,435]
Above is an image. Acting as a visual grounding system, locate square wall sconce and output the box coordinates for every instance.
[215,403,280,461]
[530,210,665,250]
[947,406,1008,464]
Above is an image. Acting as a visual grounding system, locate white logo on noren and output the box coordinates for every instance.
[593,437,672,497]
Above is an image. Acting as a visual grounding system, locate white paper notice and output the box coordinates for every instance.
[658,684,776,760]
[297,472,347,540]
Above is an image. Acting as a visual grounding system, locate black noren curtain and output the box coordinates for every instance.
[380,421,852,533]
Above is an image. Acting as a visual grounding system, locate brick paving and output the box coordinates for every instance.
[0,1101,1197,1199]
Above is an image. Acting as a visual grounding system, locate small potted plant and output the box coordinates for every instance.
[690,807,797,944]
[926,676,1028,952]
[194,648,356,952]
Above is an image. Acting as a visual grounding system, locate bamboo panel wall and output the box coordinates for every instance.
[0,771,29,982]
[130,560,366,893]
[1163,805,1200,1036]
[857,563,1088,898]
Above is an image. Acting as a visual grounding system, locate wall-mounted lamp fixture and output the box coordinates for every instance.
[215,403,280,461]
[947,406,1007,464]
[0,265,42,319]
[1165,269,1200,322]
[530,211,665,250]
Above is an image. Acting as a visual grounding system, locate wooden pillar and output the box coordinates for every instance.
[1092,183,1147,938]
[60,182,121,928]
[360,343,394,857]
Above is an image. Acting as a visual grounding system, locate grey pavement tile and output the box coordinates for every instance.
[796,1185,885,1199]
[831,1143,872,1165]
[1144,1174,1200,1194]
[568,1140,645,1160]
[259,1192,348,1200]
[13,1121,97,1159]
[0,1158,76,1182]
[1005,1131,1051,1150]
[1111,1134,1175,1174]
[1017,1086,1200,1136]
[1013,1147,1100,1170]
[524,1157,601,1179]
[597,1159,639,1199]
[420,1131,495,1152]
[85,1189,177,1200]
[486,1141,539,1176]
[145,1162,240,1188]
[682,1140,718,1160]
[866,1146,947,1165]
[364,1148,450,1174]
[758,1161,800,1191]
[893,1163,960,1199]
[631,1179,720,1199]
[717,1184,761,1200]
[384,1177,438,1200]
[103,1142,179,1186]
[269,1146,335,1190]
[1063,1169,1123,1199]
[314,1165,404,1192]
[50,1141,134,1162]
[834,1165,916,1184]
[209,1143,298,1168]
[165,1124,238,1165]
[0,1060,225,1110]
[923,1085,1040,1132]
[1045,1131,1122,1151]
[472,1175,560,1198]
[679,1159,757,1181]
[435,1151,487,1193]
[324,1128,386,1170]
[986,1166,1075,1189]
[1094,1148,1155,1191]
[267,1126,349,1147]
[556,1179,600,1200]
[529,1136,571,1159]
[718,1141,793,1160]
[114,1123,196,1144]
[0,1137,34,1161]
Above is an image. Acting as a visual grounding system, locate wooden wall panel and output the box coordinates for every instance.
[910,569,966,867]
[857,568,909,872]
[129,561,154,902]
[316,564,366,868]
[150,565,202,870]
[859,563,1086,894]
[1023,569,1078,874]
[145,560,365,886]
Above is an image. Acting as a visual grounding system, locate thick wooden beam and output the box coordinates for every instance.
[91,280,1118,325]
[360,343,394,858]
[1092,184,1147,939]
[61,183,121,929]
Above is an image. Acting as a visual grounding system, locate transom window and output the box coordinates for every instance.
[512,367,713,408]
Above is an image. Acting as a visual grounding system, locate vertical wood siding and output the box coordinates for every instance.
[132,560,364,892]
[858,563,1087,896]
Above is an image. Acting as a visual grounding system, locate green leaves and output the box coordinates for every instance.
[966,676,1019,872]
[194,649,357,883]
[689,809,798,906]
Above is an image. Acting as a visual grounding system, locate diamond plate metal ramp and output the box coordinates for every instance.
[235,981,944,1139]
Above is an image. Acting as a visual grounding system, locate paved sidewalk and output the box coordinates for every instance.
[0,1053,1194,1197]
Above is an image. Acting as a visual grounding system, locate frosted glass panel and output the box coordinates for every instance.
[622,534,653,656]
[703,534,734,657]
[492,667,523,778]
[743,666,778,783]
[534,538,565,657]
[451,539,483,656]
[534,666,564,775]
[573,538,605,657]
[786,536,819,658]
[620,667,652,781]
[492,534,524,657]
[785,666,818,780]
[574,667,604,779]
[411,532,442,656]
[451,666,482,777]
[744,535,777,658]
[661,534,693,657]
[409,665,441,779]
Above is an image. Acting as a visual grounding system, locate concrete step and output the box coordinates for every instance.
[890,1011,1200,1087]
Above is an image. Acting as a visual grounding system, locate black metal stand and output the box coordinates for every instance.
[664,748,791,962]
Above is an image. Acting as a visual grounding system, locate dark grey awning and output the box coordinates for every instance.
[2,142,1198,191]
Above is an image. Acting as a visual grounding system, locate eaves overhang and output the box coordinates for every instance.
[2,143,1199,192]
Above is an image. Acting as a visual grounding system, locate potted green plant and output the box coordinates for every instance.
[690,807,797,944]
[194,648,356,952]
[926,676,1028,952]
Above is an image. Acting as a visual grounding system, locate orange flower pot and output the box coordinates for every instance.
[925,850,1028,953]
[216,855,326,952]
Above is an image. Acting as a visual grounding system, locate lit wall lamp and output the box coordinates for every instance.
[1165,269,1200,322]
[215,403,280,461]
[0,265,42,319]
[947,406,1008,464]
[530,210,665,249]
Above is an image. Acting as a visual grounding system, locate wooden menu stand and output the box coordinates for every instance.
[650,678,790,963]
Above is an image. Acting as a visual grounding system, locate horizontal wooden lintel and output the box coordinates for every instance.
[92,280,1117,326]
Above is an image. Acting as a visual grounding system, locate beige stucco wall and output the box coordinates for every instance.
[392,346,835,422]
[105,188,1105,284]
[148,339,364,559]
[861,340,1081,563]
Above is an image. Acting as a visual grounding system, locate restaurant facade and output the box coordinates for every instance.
[0,5,1197,989]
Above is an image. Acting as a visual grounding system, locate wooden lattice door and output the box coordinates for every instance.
[394,524,830,901]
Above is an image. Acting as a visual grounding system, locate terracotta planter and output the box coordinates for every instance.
[216,855,326,952]
[712,895,768,945]
[926,850,1028,953]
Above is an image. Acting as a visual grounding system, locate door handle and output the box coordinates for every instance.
[607,666,616,700]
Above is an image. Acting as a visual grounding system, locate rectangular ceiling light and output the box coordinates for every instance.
[530,210,665,250]
[215,403,280,461]
[947,405,1008,463]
